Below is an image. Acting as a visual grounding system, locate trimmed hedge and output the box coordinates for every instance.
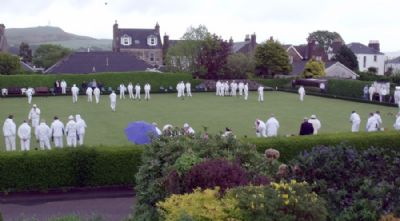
[326,79,370,99]
[0,72,202,91]
[255,78,292,88]
[0,146,143,192]
[244,131,400,163]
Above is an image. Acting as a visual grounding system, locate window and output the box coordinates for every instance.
[150,53,155,62]
[120,34,132,46]
[374,55,377,62]
[289,56,293,64]
[147,35,158,46]
[363,56,366,68]
[316,56,322,61]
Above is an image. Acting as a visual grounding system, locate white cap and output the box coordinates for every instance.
[311,114,316,119]
[68,115,74,120]
[183,123,189,128]
[33,104,37,107]
[396,86,400,90]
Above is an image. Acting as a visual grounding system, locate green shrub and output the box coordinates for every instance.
[254,78,292,88]
[326,79,370,99]
[244,131,400,163]
[0,146,143,192]
[0,72,202,91]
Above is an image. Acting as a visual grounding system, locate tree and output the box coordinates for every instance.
[226,53,254,79]
[182,25,209,41]
[33,44,71,69]
[302,58,325,78]
[308,30,343,53]
[19,42,32,63]
[254,39,292,77]
[333,45,358,71]
[195,34,232,79]
[0,52,21,75]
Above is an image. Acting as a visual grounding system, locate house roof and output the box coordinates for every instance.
[289,60,336,76]
[232,41,249,53]
[20,61,35,72]
[45,51,152,74]
[347,42,384,55]
[387,56,400,64]
[117,28,162,49]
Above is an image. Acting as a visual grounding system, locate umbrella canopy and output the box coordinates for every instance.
[124,121,159,144]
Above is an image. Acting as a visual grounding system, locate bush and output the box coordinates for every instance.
[326,79,370,99]
[0,146,143,192]
[254,78,292,88]
[244,131,400,163]
[0,72,202,92]
[291,145,400,220]
[226,180,328,221]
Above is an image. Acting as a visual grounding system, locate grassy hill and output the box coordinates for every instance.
[5,26,112,51]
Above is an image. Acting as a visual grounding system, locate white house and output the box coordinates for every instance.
[348,41,385,75]
[325,62,359,79]
[385,57,400,73]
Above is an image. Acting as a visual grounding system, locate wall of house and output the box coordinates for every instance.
[385,63,400,73]
[120,48,163,67]
[325,63,357,79]
[356,53,385,75]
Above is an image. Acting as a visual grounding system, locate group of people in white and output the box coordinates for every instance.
[176,81,192,98]
[216,80,249,100]
[118,82,151,101]
[2,104,87,151]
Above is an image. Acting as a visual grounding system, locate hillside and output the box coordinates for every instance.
[5,26,112,51]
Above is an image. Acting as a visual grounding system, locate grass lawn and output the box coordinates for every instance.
[0,91,398,150]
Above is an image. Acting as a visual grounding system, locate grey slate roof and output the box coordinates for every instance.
[118,28,162,49]
[289,60,335,76]
[232,41,248,53]
[387,56,400,64]
[46,51,152,74]
[347,42,384,55]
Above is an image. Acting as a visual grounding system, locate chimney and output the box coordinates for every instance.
[244,34,250,42]
[229,37,234,44]
[0,24,5,36]
[112,20,120,52]
[269,36,274,41]
[368,40,380,52]
[306,37,316,60]
[250,33,256,47]
[162,33,169,65]
[155,22,160,33]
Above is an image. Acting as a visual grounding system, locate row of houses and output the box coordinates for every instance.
[0,22,395,77]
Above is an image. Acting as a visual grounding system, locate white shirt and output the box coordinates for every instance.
[308,118,321,134]
[93,88,100,95]
[109,92,117,102]
[71,86,79,94]
[86,87,93,95]
[51,120,65,137]
[28,108,41,120]
[3,118,16,137]
[366,116,378,132]
[144,84,151,91]
[373,113,382,128]
[298,87,305,95]
[265,117,280,136]
[350,113,361,124]
[36,122,51,139]
[394,116,400,130]
[18,123,31,139]
[65,120,78,137]
[75,117,87,135]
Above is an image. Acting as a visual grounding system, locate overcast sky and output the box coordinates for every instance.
[1,0,399,52]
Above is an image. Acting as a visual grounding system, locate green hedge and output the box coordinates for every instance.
[326,79,370,99]
[0,72,203,91]
[0,146,143,192]
[254,78,292,88]
[244,131,400,163]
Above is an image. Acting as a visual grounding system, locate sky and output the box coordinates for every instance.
[1,0,399,52]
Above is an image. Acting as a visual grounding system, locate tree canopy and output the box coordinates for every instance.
[226,53,255,79]
[33,44,71,69]
[302,58,325,78]
[19,42,32,63]
[333,45,359,71]
[254,39,292,77]
[308,30,343,53]
[0,52,21,75]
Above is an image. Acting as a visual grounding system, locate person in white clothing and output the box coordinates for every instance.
[51,116,65,148]
[25,87,34,104]
[255,119,267,137]
[185,82,192,97]
[257,86,264,102]
[231,81,238,96]
[110,91,117,111]
[369,86,375,101]
[244,83,249,100]
[394,87,400,109]
[308,114,321,135]
[144,83,151,101]
[393,113,400,130]
[238,82,244,96]
[374,111,383,130]
[119,83,126,99]
[366,113,379,132]
[135,84,141,100]
[128,82,134,99]
[152,122,162,136]
[65,115,78,147]
[183,123,195,135]
[28,104,41,140]
[265,114,280,137]
[60,80,67,94]
[18,120,31,151]
[71,84,79,103]
[36,119,52,150]
[298,86,305,101]
[3,115,16,151]
[349,111,361,132]
[93,87,101,104]
[75,114,87,146]
[86,87,93,102]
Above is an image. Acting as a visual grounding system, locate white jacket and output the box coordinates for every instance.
[51,120,65,137]
[86,87,93,95]
[75,115,87,135]
[266,117,280,137]
[93,88,100,95]
[36,122,51,140]
[394,116,400,130]
[65,120,78,137]
[18,123,31,139]
[350,113,361,124]
[28,108,41,120]
[308,118,321,134]
[109,92,117,102]
[71,86,79,95]
[366,116,378,132]
[3,118,16,137]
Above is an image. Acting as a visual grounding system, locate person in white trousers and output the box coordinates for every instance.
[28,104,41,140]
[135,84,141,100]
[257,86,264,102]
[349,111,361,132]
[298,86,305,101]
[244,83,249,100]
[71,84,79,103]
[185,82,192,97]
[93,87,101,104]
[128,82,134,99]
[86,87,93,102]
[144,83,151,101]
[265,114,280,137]
[26,87,34,104]
[119,83,126,99]
[3,115,16,151]
[65,115,78,147]
[36,119,52,150]
[51,116,64,148]
[18,120,31,151]
[110,91,117,112]
[61,80,67,94]
[75,114,87,146]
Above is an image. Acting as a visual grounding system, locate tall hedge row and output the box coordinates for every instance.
[245,131,400,163]
[326,79,370,99]
[0,72,202,90]
[255,78,292,88]
[0,146,143,192]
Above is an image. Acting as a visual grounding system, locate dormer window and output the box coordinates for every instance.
[121,34,132,46]
[147,35,158,46]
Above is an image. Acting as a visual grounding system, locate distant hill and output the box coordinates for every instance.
[5,26,112,51]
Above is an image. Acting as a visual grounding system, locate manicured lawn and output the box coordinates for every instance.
[0,91,398,150]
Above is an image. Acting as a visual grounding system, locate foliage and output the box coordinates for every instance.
[380,214,400,221]
[33,44,72,69]
[181,25,210,41]
[226,180,327,221]
[157,188,236,221]
[19,42,33,63]
[302,58,325,78]
[254,78,292,89]
[47,215,105,221]
[254,39,292,77]
[333,45,359,71]
[0,146,143,192]
[173,152,202,175]
[308,30,343,53]
[195,34,232,79]
[291,145,400,219]
[368,67,378,74]
[226,53,255,79]
[326,79,369,98]
[0,52,21,75]
[245,131,400,163]
[133,135,271,221]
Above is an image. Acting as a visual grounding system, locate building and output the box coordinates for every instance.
[385,56,400,74]
[286,60,358,79]
[231,34,257,54]
[0,24,9,52]
[45,51,152,74]
[112,21,163,67]
[348,41,385,75]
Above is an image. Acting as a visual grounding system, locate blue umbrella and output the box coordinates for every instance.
[124,121,159,144]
